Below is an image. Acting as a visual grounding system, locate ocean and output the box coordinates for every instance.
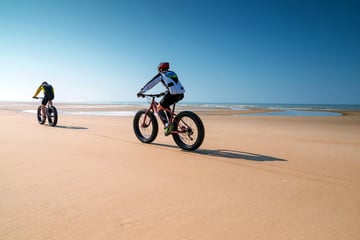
[179,103,360,116]
[21,102,360,117]
[179,102,360,111]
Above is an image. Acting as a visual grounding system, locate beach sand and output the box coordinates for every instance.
[1,102,360,240]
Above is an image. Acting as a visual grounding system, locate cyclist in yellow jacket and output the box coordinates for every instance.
[32,81,55,119]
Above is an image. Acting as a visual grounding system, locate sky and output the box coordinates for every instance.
[0,0,359,104]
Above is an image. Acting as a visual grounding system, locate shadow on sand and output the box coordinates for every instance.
[55,125,88,130]
[151,143,286,162]
[195,149,287,162]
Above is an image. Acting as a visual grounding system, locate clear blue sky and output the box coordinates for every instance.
[1,0,359,104]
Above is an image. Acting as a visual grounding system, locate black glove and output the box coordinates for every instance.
[137,92,144,98]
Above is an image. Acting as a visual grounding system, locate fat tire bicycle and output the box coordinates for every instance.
[133,93,205,151]
[34,97,58,127]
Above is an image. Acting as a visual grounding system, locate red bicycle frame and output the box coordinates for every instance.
[144,96,175,125]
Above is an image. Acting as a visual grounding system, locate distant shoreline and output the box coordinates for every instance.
[1,100,360,111]
[2,101,358,117]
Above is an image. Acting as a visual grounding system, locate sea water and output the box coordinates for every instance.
[22,102,360,117]
[181,103,359,116]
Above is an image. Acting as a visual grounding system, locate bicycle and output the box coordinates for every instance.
[33,97,58,127]
[133,93,205,151]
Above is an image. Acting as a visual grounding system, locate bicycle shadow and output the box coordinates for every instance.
[55,125,88,130]
[195,149,287,162]
[151,143,286,162]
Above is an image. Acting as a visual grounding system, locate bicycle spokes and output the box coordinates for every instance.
[141,115,151,128]
[175,117,197,141]
[133,110,159,143]
[175,123,193,139]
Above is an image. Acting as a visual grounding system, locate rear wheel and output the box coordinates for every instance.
[37,106,46,125]
[47,106,58,127]
[172,111,205,151]
[133,110,158,143]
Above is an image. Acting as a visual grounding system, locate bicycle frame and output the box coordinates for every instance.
[139,93,197,136]
[134,93,205,150]
[144,95,176,128]
[47,100,54,108]
[34,97,53,107]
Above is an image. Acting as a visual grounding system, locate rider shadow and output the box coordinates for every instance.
[151,143,286,162]
[55,125,88,130]
[195,149,287,162]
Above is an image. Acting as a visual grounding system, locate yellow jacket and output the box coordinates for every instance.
[33,84,55,98]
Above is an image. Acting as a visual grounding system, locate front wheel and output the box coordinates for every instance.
[172,111,205,151]
[133,109,158,143]
[47,106,58,127]
[37,106,46,125]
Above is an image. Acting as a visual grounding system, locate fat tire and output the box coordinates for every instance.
[133,109,158,143]
[172,111,205,151]
[47,106,58,127]
[37,106,46,125]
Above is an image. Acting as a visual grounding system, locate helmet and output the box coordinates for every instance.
[158,62,170,72]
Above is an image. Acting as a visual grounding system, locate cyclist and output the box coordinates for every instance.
[137,62,185,136]
[32,81,55,119]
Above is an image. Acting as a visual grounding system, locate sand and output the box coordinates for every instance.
[1,102,360,240]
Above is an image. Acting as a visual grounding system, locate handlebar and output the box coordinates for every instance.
[138,92,166,98]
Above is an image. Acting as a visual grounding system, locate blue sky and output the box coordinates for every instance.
[0,0,359,104]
